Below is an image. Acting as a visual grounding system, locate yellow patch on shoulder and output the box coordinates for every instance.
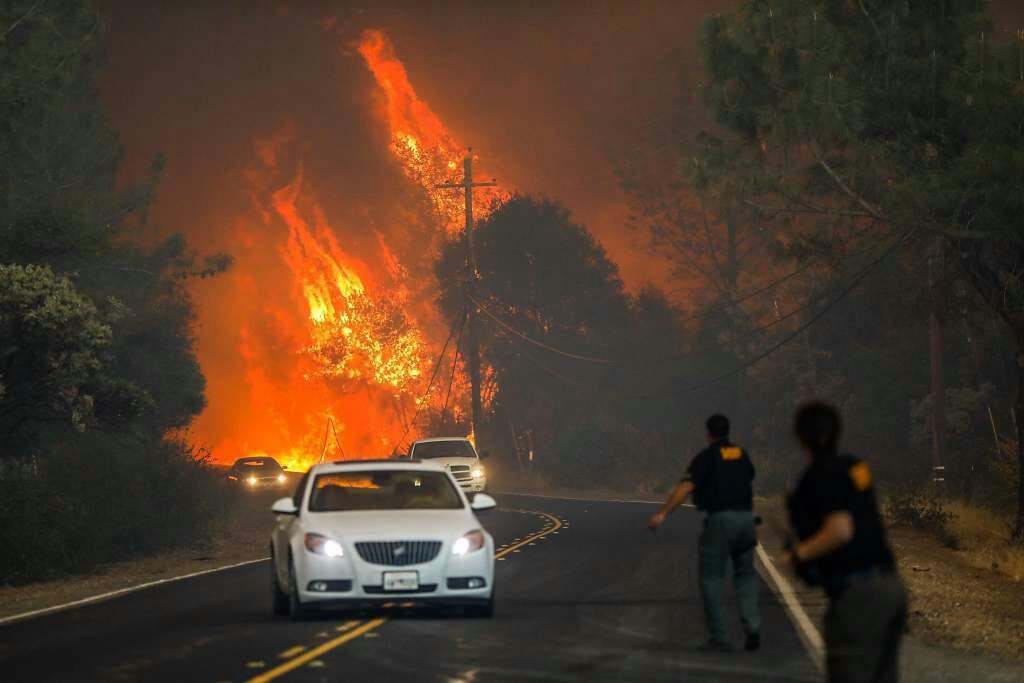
[849,462,872,491]
[720,447,743,461]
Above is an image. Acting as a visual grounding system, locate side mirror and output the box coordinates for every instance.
[479,450,491,459]
[470,493,497,511]
[281,464,288,470]
[272,497,298,515]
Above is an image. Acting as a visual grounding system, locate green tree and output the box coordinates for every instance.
[0,264,146,455]
[0,1,229,451]
[691,1,1024,540]
[435,196,692,487]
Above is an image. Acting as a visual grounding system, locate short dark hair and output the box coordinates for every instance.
[706,414,730,438]
[794,401,842,457]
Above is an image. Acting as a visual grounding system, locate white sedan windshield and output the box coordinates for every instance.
[309,470,463,511]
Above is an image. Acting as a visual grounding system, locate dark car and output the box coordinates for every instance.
[227,456,289,489]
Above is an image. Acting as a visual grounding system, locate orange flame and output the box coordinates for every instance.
[357,29,507,232]
[194,29,508,470]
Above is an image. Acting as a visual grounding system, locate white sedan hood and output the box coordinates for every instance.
[305,509,478,539]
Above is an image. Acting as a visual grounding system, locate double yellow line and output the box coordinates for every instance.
[248,509,563,682]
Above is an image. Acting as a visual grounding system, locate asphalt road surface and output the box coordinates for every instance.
[0,494,820,682]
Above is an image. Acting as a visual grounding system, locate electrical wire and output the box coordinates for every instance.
[441,307,468,422]
[318,416,347,464]
[391,317,460,454]
[470,229,912,400]
[676,261,813,324]
[469,293,620,365]
[473,237,885,367]
[660,228,917,396]
[505,333,589,388]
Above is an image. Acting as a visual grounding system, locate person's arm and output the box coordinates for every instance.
[791,511,855,563]
[647,479,695,530]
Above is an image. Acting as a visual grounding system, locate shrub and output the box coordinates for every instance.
[886,487,959,549]
[0,434,234,584]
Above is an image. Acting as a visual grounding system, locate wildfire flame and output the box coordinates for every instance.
[357,29,507,231]
[274,169,425,389]
[195,28,507,471]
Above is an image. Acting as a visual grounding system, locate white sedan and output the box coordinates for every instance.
[270,459,496,620]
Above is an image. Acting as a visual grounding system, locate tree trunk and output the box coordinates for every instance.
[1014,336,1024,543]
[929,277,946,488]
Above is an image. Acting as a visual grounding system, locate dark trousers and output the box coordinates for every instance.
[824,573,907,683]
[698,509,760,643]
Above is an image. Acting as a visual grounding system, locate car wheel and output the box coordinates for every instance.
[465,589,494,618]
[287,555,310,621]
[271,550,289,616]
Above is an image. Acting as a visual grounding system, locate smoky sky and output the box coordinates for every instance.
[97,0,738,290]
[99,0,1024,289]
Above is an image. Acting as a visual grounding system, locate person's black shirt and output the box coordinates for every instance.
[685,439,755,513]
[787,453,894,579]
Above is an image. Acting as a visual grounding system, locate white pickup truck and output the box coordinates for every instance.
[408,437,488,493]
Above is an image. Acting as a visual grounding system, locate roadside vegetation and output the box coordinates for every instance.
[0,1,232,583]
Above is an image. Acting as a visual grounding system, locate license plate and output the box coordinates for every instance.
[382,571,419,591]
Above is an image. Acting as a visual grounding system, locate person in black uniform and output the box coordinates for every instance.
[648,414,760,652]
[786,402,907,683]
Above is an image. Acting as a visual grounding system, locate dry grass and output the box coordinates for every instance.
[944,501,1024,582]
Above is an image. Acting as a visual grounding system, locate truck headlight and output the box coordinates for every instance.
[471,467,485,479]
[305,533,344,558]
[247,476,258,486]
[452,529,485,555]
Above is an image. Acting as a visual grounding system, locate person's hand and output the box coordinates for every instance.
[648,510,667,531]
[782,543,801,571]
[781,549,796,571]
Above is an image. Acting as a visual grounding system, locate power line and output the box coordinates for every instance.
[318,416,346,464]
[471,229,912,400]
[391,316,460,454]
[663,228,917,396]
[469,293,620,365]
[676,261,812,324]
[441,307,468,422]
[473,237,885,367]
[506,333,589,388]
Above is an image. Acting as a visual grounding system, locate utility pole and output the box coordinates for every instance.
[437,149,496,449]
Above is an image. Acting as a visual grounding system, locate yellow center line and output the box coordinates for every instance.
[246,509,564,682]
[247,618,387,683]
[495,510,562,559]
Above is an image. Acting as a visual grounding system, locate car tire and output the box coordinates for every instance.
[465,589,495,618]
[271,550,289,616]
[287,555,310,621]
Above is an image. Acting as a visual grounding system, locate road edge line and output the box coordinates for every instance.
[0,557,269,628]
[754,543,825,671]
[499,492,824,670]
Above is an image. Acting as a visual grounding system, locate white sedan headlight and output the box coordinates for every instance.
[304,533,344,558]
[452,529,485,555]
[471,466,485,479]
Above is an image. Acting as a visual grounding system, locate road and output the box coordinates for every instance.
[0,494,820,682]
